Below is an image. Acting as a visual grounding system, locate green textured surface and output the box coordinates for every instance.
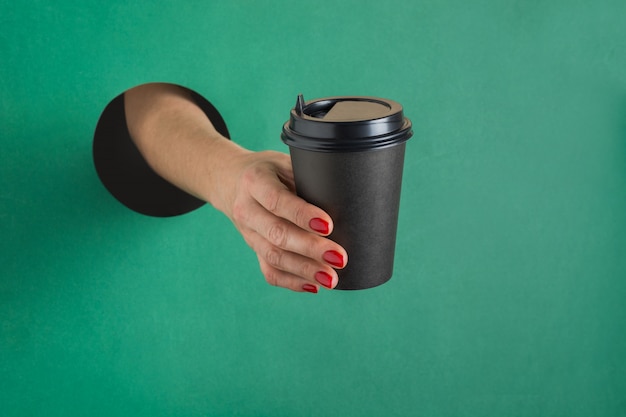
[2,1,626,416]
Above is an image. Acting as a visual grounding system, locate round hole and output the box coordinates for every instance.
[93,83,230,217]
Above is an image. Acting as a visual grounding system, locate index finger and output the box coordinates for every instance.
[248,169,334,236]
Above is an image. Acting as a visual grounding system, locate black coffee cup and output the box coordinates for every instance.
[281,94,413,290]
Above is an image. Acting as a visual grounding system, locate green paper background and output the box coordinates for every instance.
[2,1,626,416]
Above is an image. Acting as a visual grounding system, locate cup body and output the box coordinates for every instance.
[289,143,406,289]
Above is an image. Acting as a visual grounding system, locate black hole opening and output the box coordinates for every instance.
[93,83,229,217]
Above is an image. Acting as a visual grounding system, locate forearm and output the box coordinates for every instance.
[124,83,250,211]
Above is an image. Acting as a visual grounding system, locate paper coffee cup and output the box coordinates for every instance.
[282,94,413,290]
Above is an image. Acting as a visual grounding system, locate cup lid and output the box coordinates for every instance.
[281,94,413,152]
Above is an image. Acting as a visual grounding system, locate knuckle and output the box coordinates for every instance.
[262,267,280,287]
[241,164,263,188]
[241,164,257,181]
[257,259,276,286]
[241,232,255,250]
[292,204,308,229]
[262,188,281,213]
[264,246,283,268]
[304,235,323,258]
[267,222,288,247]
[298,261,315,279]
[231,200,247,224]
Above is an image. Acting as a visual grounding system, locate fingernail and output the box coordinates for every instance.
[302,284,318,294]
[309,218,330,234]
[315,271,333,289]
[323,250,345,268]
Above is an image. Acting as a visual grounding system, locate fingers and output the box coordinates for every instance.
[243,163,334,237]
[247,233,338,292]
[235,197,346,293]
[232,151,348,294]
[258,258,318,293]
[238,199,347,271]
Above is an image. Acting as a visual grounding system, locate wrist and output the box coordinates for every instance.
[200,138,252,216]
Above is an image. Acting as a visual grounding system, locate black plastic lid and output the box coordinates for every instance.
[281,94,413,152]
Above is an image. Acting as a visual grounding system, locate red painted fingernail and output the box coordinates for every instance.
[315,271,333,289]
[309,218,330,234]
[302,284,318,294]
[323,250,345,268]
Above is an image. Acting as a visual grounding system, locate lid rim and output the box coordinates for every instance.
[282,120,413,152]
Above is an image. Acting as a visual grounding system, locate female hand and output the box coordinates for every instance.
[213,150,347,293]
[125,82,346,293]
